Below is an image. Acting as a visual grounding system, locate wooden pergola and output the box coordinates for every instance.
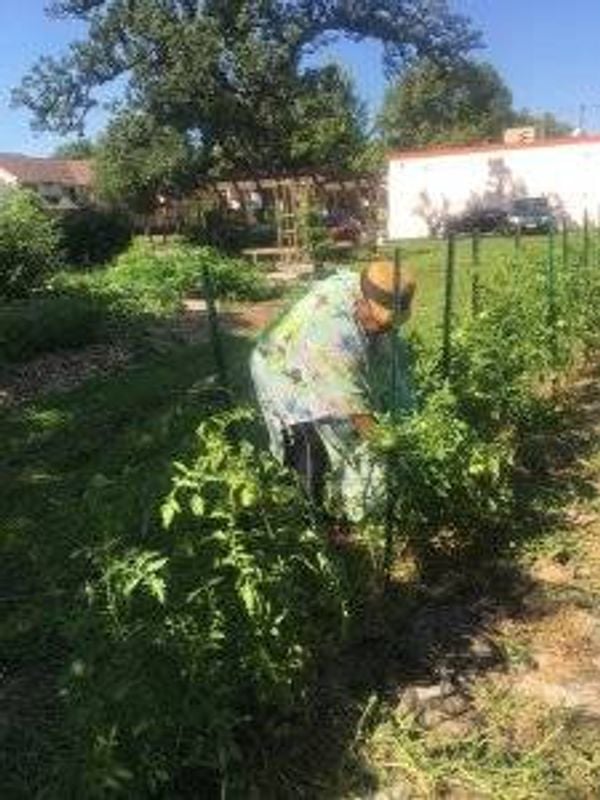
[185,170,386,263]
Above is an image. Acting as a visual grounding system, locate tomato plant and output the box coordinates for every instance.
[62,409,347,796]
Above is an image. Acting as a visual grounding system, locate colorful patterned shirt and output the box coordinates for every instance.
[250,271,371,440]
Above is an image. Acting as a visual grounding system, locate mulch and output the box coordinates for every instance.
[0,343,132,410]
[0,299,284,410]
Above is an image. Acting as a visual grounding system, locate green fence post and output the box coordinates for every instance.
[562,218,569,271]
[442,234,456,379]
[201,263,229,390]
[546,229,558,365]
[584,209,590,271]
[514,226,521,263]
[383,248,403,589]
[471,229,481,315]
[390,248,402,419]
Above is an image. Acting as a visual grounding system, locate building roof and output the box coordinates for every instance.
[388,134,600,162]
[0,156,93,186]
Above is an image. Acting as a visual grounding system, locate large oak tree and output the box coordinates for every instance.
[14,1,479,174]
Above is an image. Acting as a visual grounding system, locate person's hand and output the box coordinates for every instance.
[350,414,376,438]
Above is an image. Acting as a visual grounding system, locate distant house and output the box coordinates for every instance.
[387,135,600,239]
[0,155,94,210]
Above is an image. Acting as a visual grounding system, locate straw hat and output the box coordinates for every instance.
[360,260,416,329]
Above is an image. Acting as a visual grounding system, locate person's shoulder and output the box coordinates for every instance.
[316,268,360,295]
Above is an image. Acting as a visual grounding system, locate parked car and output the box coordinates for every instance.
[442,206,507,236]
[506,197,555,234]
[323,210,363,243]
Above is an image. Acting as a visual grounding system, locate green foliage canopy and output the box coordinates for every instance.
[379,58,514,149]
[93,111,197,213]
[14,1,479,173]
[53,137,95,159]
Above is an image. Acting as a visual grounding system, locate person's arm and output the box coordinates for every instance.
[350,413,376,438]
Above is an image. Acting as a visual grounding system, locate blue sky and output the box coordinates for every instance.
[1,1,600,156]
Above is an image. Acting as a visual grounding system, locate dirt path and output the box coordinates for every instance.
[0,299,284,409]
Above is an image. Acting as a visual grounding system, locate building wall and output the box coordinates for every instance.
[0,168,18,187]
[387,139,600,239]
[26,181,84,209]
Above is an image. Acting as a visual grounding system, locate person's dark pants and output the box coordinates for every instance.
[283,422,352,545]
[282,422,330,508]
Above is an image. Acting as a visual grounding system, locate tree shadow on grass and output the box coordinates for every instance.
[249,365,600,799]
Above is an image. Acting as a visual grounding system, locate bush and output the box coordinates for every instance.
[0,190,62,299]
[59,207,133,268]
[200,250,277,302]
[0,293,104,363]
[374,387,514,567]
[53,240,277,316]
[63,409,346,795]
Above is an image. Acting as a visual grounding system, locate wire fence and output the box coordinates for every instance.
[200,220,600,407]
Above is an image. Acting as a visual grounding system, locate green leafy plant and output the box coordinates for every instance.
[63,408,346,796]
[0,292,104,363]
[373,387,514,568]
[0,189,62,299]
[55,240,276,314]
[59,207,133,268]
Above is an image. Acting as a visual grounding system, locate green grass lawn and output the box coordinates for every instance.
[377,231,596,351]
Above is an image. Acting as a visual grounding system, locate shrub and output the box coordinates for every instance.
[63,409,346,795]
[54,240,277,315]
[0,293,104,363]
[59,207,133,268]
[373,387,515,568]
[200,250,277,302]
[0,190,62,299]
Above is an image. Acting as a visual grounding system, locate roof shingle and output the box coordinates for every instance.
[0,156,93,187]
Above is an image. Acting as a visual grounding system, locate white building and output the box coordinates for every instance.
[387,135,600,240]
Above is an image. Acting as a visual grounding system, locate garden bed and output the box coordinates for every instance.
[3,230,600,797]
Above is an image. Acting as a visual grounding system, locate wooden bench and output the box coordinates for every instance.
[241,247,298,264]
[242,241,357,264]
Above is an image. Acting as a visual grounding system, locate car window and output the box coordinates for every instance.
[512,198,549,213]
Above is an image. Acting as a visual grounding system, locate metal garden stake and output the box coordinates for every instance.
[471,230,481,316]
[383,248,403,588]
[442,234,456,380]
[546,229,559,365]
[201,263,229,390]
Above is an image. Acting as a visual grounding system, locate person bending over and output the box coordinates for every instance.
[251,260,416,525]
